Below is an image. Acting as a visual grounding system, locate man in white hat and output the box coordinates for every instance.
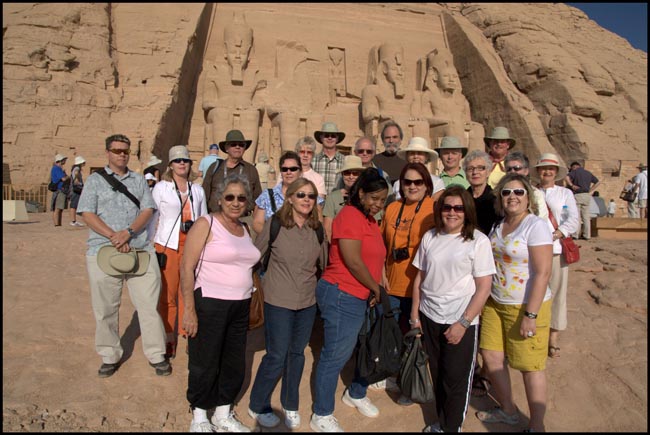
[435,136,469,189]
[50,153,70,227]
[565,161,600,239]
[633,163,647,219]
[77,133,169,378]
[393,137,445,202]
[312,122,346,194]
[484,126,516,188]
[197,143,223,179]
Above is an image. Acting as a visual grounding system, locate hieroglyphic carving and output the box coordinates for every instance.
[328,47,347,104]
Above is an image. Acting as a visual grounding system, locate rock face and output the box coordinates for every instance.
[3,3,646,208]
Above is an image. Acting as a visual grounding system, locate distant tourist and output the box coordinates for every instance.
[50,154,70,227]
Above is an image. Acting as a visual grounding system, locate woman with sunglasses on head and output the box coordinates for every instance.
[247,178,328,430]
[410,186,495,432]
[180,173,261,433]
[475,173,553,433]
[151,146,208,359]
[322,155,366,242]
[310,168,389,432]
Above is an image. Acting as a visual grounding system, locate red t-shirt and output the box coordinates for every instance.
[322,205,387,300]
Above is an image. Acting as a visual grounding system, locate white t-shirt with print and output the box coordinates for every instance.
[489,213,553,305]
[412,228,496,325]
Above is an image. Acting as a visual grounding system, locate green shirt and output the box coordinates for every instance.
[440,168,470,189]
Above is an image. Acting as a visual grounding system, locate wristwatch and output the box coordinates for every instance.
[126,227,135,238]
[458,316,471,328]
[524,311,538,319]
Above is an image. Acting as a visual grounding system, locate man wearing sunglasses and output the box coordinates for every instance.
[202,129,262,214]
[312,122,346,194]
[504,151,548,220]
[332,137,392,194]
[77,134,169,378]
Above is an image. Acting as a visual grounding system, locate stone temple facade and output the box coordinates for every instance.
[2,3,647,208]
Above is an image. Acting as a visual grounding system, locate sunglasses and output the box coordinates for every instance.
[466,166,486,173]
[501,188,527,197]
[322,133,339,139]
[506,165,525,172]
[299,150,314,155]
[402,178,425,187]
[295,191,318,200]
[171,158,191,164]
[280,166,300,173]
[342,170,362,177]
[108,148,130,155]
[223,194,247,203]
[356,149,374,155]
[441,204,465,213]
[228,142,246,148]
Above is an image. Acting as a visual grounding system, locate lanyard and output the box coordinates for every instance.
[172,179,194,221]
[391,198,423,251]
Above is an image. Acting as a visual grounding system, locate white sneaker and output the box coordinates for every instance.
[368,379,386,390]
[282,407,301,429]
[341,389,379,418]
[247,408,280,428]
[310,413,344,432]
[189,419,216,432]
[211,411,251,432]
[74,221,85,226]
[368,376,400,392]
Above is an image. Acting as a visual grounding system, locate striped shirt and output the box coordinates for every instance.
[312,151,345,194]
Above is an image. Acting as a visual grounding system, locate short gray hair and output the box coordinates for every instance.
[505,151,530,168]
[294,136,317,153]
[212,173,253,213]
[463,150,493,172]
[354,136,376,152]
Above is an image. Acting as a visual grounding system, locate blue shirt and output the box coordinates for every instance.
[255,183,324,220]
[51,165,66,189]
[199,155,222,176]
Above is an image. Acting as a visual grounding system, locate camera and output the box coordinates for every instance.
[392,247,409,262]
[180,220,194,233]
[156,251,167,269]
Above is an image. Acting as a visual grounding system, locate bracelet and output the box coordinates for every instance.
[524,311,538,319]
[408,318,420,325]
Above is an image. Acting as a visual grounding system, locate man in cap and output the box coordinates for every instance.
[484,126,516,188]
[565,161,600,239]
[633,163,648,219]
[76,133,170,378]
[197,143,223,179]
[372,121,407,184]
[202,129,262,213]
[435,136,470,189]
[51,153,70,227]
[312,122,346,194]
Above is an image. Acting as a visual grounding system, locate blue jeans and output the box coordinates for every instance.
[347,294,406,399]
[312,279,368,416]
[249,302,317,413]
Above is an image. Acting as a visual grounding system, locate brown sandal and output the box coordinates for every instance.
[548,346,560,358]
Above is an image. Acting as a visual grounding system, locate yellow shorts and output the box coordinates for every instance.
[479,297,551,372]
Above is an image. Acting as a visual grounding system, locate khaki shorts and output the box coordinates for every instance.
[51,190,68,211]
[480,297,551,372]
[638,199,647,209]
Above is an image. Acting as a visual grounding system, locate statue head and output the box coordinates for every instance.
[378,43,405,97]
[223,13,253,84]
[329,48,344,66]
[426,49,459,93]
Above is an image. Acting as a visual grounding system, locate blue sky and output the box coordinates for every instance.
[567,3,647,52]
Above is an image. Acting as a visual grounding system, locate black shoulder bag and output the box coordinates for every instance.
[96,168,140,208]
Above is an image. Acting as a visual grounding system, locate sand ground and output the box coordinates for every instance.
[2,212,647,432]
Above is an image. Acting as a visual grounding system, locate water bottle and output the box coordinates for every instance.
[560,205,569,225]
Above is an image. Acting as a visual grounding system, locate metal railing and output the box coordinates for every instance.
[3,184,49,212]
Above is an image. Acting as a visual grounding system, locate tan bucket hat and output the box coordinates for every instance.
[314,122,346,144]
[168,145,191,162]
[336,155,365,173]
[534,153,568,181]
[97,246,150,276]
[484,126,516,149]
[397,137,439,160]
[434,136,468,158]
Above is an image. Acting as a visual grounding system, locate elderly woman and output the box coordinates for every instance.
[393,137,445,203]
[180,173,261,433]
[463,149,497,236]
[322,155,365,242]
[411,186,495,432]
[152,145,208,359]
[476,173,553,433]
[534,153,580,359]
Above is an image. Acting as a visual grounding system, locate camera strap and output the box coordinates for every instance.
[161,180,190,253]
[390,198,423,254]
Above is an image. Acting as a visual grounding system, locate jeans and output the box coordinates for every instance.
[312,279,368,416]
[249,302,317,413]
[347,294,404,399]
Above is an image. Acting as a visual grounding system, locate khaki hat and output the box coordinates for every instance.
[314,122,346,144]
[434,136,468,158]
[219,129,252,153]
[397,136,439,160]
[484,126,516,149]
[534,153,568,181]
[146,155,162,167]
[74,156,86,165]
[97,246,150,276]
[336,155,365,173]
[168,145,190,162]
[638,163,647,169]
[54,153,67,163]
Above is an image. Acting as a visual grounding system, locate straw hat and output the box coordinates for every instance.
[97,246,150,276]
[484,126,516,149]
[74,156,86,165]
[434,136,468,158]
[336,155,365,173]
[168,145,190,162]
[534,153,568,181]
[218,129,252,153]
[397,137,438,160]
[146,155,162,167]
[314,122,346,144]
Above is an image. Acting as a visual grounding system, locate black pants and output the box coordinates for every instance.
[420,312,477,432]
[187,288,250,410]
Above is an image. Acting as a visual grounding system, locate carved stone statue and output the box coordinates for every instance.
[202,12,266,163]
[328,47,346,104]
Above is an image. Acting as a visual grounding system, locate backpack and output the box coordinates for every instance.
[356,286,403,384]
[262,213,325,273]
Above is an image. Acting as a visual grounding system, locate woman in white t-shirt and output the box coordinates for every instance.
[476,174,553,433]
[410,185,495,432]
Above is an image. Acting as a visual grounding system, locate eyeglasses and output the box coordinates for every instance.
[299,150,314,155]
[280,166,300,173]
[171,158,192,164]
[501,188,527,197]
[466,165,487,173]
[342,170,362,177]
[227,142,246,148]
[295,191,318,200]
[322,133,339,139]
[506,165,525,172]
[108,148,130,155]
[491,141,510,148]
[223,194,247,203]
[402,178,424,187]
[441,204,465,213]
[356,149,374,155]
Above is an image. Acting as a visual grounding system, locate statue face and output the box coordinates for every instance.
[437,67,459,92]
[225,36,251,70]
[384,51,404,88]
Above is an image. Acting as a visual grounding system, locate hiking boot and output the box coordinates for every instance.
[247,408,280,428]
[341,388,379,418]
[282,407,301,429]
[310,414,343,432]
[97,362,119,378]
[211,411,251,432]
[189,420,216,432]
[149,359,172,376]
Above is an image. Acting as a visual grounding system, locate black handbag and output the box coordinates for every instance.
[398,327,434,403]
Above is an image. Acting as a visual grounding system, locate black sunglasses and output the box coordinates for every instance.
[223,194,247,202]
[280,166,300,172]
[441,204,465,213]
[228,142,246,148]
[108,148,130,155]
[501,188,527,197]
[342,170,362,176]
[506,165,525,172]
[322,133,339,138]
[171,158,192,164]
[402,178,425,187]
[356,149,374,155]
[295,192,318,200]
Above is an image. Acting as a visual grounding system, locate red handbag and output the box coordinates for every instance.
[547,205,580,264]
